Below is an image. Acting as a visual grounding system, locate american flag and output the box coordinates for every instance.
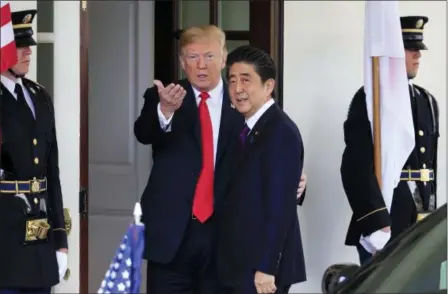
[98,222,145,294]
[0,0,17,72]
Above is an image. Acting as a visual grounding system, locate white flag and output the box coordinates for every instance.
[364,1,415,212]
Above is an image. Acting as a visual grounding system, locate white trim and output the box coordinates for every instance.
[36,32,55,43]
[51,1,80,292]
[136,1,154,196]
[0,22,14,48]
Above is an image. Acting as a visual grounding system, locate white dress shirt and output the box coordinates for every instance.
[245,98,275,132]
[1,75,36,118]
[157,79,224,166]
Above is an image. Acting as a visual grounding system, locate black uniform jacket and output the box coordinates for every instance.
[341,84,439,246]
[0,77,67,288]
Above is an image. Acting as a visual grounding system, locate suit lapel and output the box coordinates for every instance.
[176,80,201,146]
[1,83,17,107]
[22,81,38,121]
[235,104,280,171]
[1,83,34,127]
[178,79,241,162]
[23,80,48,136]
[215,85,237,166]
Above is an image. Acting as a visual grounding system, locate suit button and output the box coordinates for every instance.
[34,157,39,164]
[422,163,426,168]
[418,130,424,136]
[420,147,426,153]
[34,198,39,204]
[32,138,37,145]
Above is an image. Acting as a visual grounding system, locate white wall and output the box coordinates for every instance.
[52,1,80,293]
[9,0,37,81]
[283,1,446,293]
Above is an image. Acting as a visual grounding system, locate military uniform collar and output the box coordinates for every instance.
[0,74,24,96]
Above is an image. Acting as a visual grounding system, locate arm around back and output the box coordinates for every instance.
[296,188,306,206]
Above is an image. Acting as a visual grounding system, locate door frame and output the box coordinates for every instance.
[77,2,284,290]
[154,0,285,106]
[79,1,89,293]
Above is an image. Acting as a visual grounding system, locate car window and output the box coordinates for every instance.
[374,218,447,293]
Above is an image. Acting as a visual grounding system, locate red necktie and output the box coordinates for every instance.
[192,92,214,222]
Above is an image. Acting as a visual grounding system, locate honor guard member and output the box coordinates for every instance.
[340,16,439,265]
[0,9,69,294]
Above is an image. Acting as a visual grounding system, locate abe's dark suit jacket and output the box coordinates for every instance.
[217,103,307,288]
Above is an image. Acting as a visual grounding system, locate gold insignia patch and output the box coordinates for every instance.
[416,19,424,29]
[22,14,32,24]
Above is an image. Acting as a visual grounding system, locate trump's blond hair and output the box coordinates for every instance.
[179,25,227,56]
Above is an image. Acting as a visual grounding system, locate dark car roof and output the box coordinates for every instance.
[336,203,447,293]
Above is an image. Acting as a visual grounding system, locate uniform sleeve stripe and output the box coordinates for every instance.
[356,207,387,222]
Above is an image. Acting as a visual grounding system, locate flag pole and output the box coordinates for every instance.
[372,56,382,188]
[365,1,414,214]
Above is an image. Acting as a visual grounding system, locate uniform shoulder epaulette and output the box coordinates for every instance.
[414,83,439,132]
[413,84,436,100]
[414,84,438,110]
[346,86,365,119]
[23,77,46,92]
[22,78,54,117]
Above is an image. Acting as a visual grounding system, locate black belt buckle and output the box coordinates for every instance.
[22,215,50,246]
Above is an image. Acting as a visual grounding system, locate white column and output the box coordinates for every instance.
[52,1,80,293]
[9,0,37,81]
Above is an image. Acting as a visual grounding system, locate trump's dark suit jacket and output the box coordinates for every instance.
[134,79,244,263]
[217,103,307,288]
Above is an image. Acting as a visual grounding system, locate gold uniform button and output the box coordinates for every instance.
[34,158,39,164]
[420,147,426,153]
[418,130,424,136]
[34,198,39,204]
[32,138,37,145]
[422,163,427,168]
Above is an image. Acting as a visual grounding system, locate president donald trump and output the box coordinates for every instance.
[216,45,306,294]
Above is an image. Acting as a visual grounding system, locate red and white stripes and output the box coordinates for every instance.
[1,0,17,72]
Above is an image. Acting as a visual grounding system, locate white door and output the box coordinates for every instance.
[87,1,153,292]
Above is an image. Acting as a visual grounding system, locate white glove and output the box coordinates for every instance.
[56,251,68,282]
[360,229,391,254]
